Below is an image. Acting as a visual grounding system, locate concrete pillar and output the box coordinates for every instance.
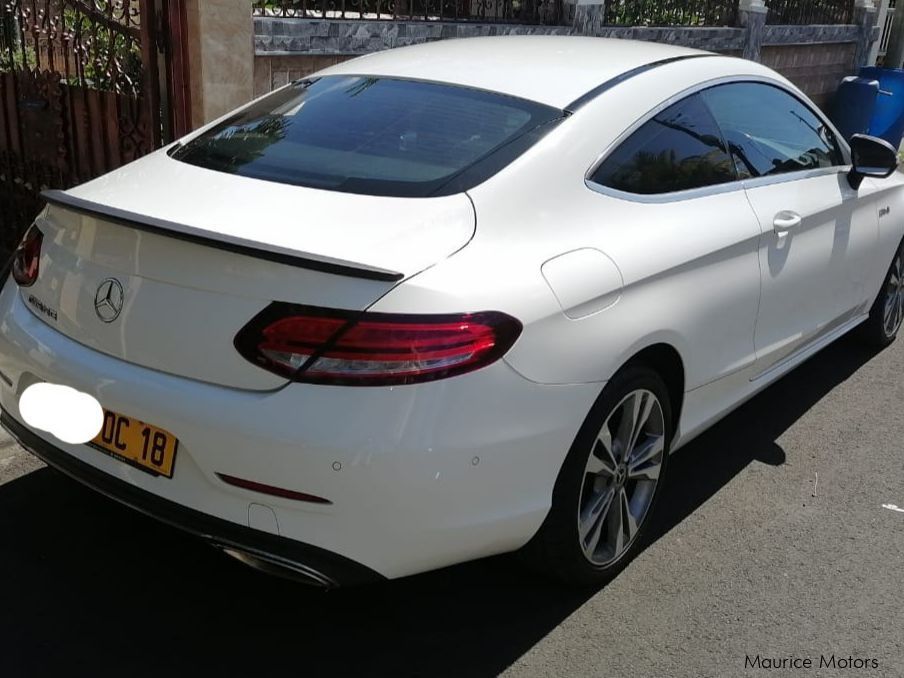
[868,0,891,66]
[883,0,904,68]
[738,0,768,63]
[184,0,254,129]
[573,0,605,36]
[853,0,880,70]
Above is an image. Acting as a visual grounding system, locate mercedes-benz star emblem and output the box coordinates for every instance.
[94,278,124,323]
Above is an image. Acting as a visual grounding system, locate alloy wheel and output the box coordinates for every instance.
[577,389,665,566]
[884,251,904,339]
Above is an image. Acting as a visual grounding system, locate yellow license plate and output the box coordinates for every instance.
[89,410,179,478]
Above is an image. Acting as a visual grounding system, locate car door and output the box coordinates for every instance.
[701,82,881,375]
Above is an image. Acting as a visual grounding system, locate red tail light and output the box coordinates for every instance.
[235,304,522,386]
[12,225,43,287]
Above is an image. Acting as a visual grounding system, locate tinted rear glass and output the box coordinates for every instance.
[171,76,562,197]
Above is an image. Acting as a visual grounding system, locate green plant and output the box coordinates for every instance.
[63,5,143,94]
[0,3,142,94]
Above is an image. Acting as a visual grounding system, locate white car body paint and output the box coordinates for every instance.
[25,188,475,389]
[1,37,902,582]
[61,151,477,278]
[541,249,623,319]
[746,172,880,375]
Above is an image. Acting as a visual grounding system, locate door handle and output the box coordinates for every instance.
[773,211,802,235]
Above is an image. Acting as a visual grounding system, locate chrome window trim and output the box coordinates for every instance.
[586,165,852,205]
[585,178,745,204]
[584,74,852,205]
[741,165,851,190]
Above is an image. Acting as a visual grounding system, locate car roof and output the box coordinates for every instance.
[316,36,709,109]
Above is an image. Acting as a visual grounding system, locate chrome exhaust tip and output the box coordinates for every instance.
[216,545,337,588]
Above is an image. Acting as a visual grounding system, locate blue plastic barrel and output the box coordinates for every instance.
[829,75,879,141]
[860,66,904,149]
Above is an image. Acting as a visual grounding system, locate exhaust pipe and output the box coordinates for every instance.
[215,544,337,588]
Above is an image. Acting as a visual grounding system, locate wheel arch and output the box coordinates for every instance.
[620,342,685,439]
[524,340,685,583]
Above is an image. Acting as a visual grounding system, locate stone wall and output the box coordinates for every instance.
[254,18,746,55]
[761,42,858,107]
[254,54,352,96]
[252,14,878,106]
[253,20,747,97]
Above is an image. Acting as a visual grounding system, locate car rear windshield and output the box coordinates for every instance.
[171,76,563,197]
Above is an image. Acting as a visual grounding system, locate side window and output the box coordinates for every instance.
[590,93,737,195]
[701,82,844,179]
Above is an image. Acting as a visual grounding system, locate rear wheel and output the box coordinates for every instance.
[523,366,671,586]
[859,241,904,347]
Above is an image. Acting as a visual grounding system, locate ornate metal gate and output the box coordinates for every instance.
[0,0,189,259]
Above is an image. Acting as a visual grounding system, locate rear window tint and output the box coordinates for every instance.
[171,76,562,197]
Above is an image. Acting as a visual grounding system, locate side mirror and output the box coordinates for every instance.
[848,134,898,190]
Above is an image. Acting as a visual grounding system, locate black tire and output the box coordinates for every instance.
[858,239,904,347]
[521,365,672,587]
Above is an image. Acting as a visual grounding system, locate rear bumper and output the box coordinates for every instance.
[1,411,383,587]
[0,279,601,579]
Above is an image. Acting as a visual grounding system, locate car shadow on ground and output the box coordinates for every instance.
[0,336,881,678]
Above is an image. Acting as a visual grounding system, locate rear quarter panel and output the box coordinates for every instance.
[372,57,777,392]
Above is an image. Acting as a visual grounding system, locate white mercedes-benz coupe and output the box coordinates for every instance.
[1,37,902,587]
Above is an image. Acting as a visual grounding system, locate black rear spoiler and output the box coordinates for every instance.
[40,190,404,283]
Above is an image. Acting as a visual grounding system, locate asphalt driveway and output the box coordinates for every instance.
[1,331,902,677]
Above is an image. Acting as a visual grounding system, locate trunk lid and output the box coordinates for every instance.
[22,151,475,391]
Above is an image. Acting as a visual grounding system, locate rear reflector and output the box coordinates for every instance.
[234,304,522,386]
[217,473,332,504]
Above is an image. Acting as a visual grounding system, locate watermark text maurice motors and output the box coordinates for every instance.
[745,654,879,671]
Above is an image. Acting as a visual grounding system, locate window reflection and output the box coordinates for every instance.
[592,94,736,195]
[701,83,843,179]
